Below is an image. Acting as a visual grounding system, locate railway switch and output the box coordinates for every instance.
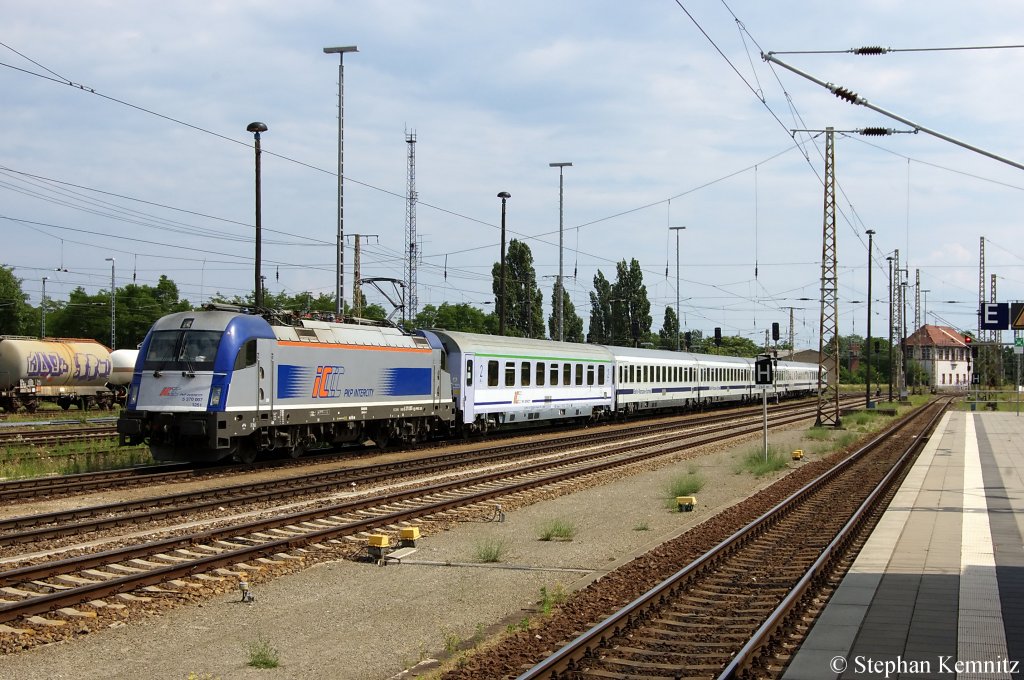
[676,496,697,512]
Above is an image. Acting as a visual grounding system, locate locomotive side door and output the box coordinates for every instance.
[256,345,273,420]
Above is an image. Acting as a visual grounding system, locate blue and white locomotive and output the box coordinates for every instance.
[117,309,452,462]
[118,308,822,463]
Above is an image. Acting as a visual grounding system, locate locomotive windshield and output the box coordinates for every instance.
[143,330,223,371]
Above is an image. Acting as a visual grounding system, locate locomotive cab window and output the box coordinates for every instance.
[143,329,222,371]
[233,339,257,371]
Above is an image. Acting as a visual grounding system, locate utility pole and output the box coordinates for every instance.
[348,234,378,319]
[669,226,686,351]
[549,162,572,341]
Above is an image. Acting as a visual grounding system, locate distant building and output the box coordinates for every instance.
[905,324,971,390]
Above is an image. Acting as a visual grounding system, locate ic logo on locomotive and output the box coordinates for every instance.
[311,365,345,398]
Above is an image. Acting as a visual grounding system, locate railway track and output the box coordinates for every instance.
[0,425,118,447]
[504,397,949,680]
[0,396,857,503]
[0,397,837,630]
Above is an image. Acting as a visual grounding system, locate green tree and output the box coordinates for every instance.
[46,276,191,348]
[609,259,652,347]
[693,332,761,357]
[587,270,613,344]
[0,266,30,335]
[414,302,493,334]
[658,306,680,350]
[548,286,584,343]
[491,239,544,338]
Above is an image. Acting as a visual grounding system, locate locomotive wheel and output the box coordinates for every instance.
[233,441,258,465]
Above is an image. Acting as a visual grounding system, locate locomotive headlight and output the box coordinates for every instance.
[209,386,223,407]
[127,384,139,408]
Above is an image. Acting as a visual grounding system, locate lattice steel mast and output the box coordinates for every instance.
[816,127,841,427]
[405,130,418,323]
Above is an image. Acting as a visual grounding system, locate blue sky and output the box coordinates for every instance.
[3,1,1024,349]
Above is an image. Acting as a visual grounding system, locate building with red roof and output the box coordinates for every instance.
[905,324,972,390]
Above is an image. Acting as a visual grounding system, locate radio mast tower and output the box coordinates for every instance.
[405,130,418,323]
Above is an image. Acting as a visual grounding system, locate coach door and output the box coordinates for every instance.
[462,353,476,420]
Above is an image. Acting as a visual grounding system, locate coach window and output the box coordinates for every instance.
[488,360,499,387]
[521,361,531,387]
[550,363,559,385]
[233,339,257,371]
[536,362,545,386]
[587,365,595,386]
[599,365,606,385]
[466,360,474,386]
[575,363,583,385]
[505,361,516,387]
[563,363,571,385]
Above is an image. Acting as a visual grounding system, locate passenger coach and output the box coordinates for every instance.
[419,330,614,433]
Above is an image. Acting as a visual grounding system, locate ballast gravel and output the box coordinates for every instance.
[0,426,822,680]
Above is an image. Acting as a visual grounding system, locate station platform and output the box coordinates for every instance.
[783,411,1023,680]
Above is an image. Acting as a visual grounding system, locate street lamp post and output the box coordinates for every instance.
[246,122,268,309]
[549,162,572,341]
[497,192,511,336]
[669,226,686,350]
[40,276,48,338]
[865,229,875,408]
[323,45,359,318]
[104,258,115,349]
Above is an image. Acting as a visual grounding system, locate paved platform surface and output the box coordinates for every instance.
[784,411,1024,680]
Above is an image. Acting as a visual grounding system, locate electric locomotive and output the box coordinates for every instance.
[117,308,453,463]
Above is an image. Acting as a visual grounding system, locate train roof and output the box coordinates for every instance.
[275,319,429,349]
[426,330,613,362]
[603,344,753,366]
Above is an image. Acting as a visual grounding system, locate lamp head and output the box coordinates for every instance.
[497,191,511,199]
[247,122,268,134]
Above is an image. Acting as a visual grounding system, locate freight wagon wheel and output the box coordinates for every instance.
[289,442,306,459]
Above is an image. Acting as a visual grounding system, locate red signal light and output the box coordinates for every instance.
[964,335,972,345]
